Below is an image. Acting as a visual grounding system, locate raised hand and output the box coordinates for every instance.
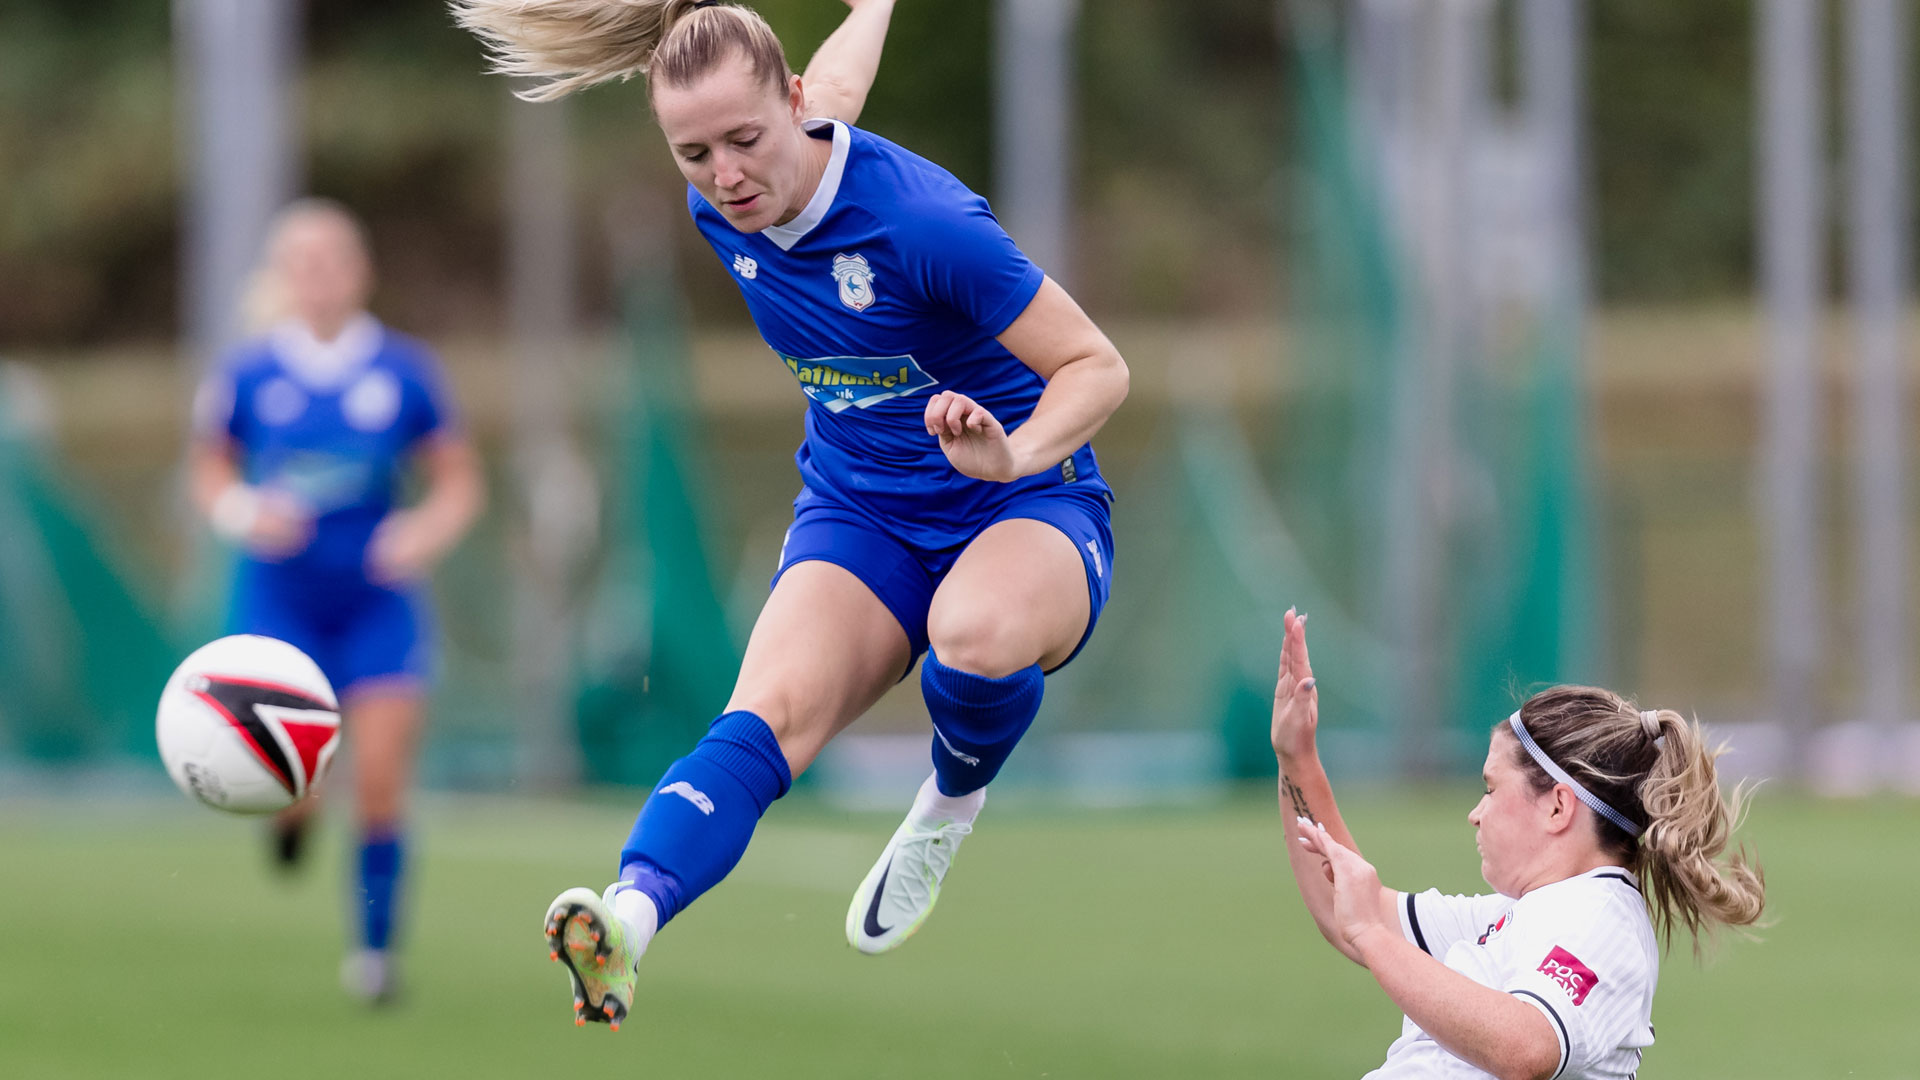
[924,390,1021,482]
[1271,607,1319,761]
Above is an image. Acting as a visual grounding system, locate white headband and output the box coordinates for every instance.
[1508,711,1642,838]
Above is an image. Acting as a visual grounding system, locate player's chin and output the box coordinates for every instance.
[719,196,774,230]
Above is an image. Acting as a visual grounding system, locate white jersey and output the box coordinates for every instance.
[1366,867,1659,1080]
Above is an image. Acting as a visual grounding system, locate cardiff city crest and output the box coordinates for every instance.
[831,252,877,312]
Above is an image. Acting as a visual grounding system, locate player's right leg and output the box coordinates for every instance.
[331,587,431,1005]
[547,559,911,1029]
[338,687,425,1004]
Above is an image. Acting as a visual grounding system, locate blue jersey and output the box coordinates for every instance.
[689,119,1110,551]
[196,315,454,587]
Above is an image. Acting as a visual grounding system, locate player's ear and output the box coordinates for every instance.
[787,73,805,122]
[1542,783,1578,836]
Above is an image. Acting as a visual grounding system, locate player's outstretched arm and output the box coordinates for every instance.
[1299,823,1562,1080]
[801,0,898,124]
[1272,608,1397,964]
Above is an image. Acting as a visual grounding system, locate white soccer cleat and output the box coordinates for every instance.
[543,886,647,1030]
[846,777,982,955]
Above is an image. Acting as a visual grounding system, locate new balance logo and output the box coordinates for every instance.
[733,254,758,279]
[659,781,715,815]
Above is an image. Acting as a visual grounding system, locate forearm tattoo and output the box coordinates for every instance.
[1282,775,1315,823]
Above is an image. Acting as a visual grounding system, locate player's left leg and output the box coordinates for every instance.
[848,498,1111,954]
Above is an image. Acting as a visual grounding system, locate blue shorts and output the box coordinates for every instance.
[229,564,433,700]
[772,484,1114,674]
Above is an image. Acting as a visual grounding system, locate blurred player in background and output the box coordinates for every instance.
[1270,610,1767,1078]
[187,199,485,1002]
[453,0,1128,1029]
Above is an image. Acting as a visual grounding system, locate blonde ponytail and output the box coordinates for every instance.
[451,0,791,102]
[1636,709,1768,956]
[1509,688,1768,959]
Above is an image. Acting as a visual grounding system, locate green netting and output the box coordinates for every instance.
[0,378,177,765]
[1045,4,1603,779]
[1450,308,1601,730]
[1270,2,1598,768]
[572,250,742,787]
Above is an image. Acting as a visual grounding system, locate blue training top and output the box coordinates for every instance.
[195,315,454,588]
[688,119,1110,551]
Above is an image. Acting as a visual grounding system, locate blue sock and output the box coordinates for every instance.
[616,710,791,927]
[921,650,1045,797]
[356,828,403,952]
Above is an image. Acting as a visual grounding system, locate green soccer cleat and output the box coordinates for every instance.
[543,887,641,1030]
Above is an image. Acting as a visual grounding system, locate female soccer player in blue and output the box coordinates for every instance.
[188,199,486,1002]
[455,0,1129,1029]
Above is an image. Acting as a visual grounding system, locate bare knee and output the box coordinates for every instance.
[927,605,1035,679]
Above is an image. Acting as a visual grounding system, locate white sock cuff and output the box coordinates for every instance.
[912,771,986,826]
[610,885,661,947]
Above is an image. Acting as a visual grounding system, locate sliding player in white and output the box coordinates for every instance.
[1272,610,1766,1078]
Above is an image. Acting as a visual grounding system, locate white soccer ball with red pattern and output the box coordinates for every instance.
[156,635,341,814]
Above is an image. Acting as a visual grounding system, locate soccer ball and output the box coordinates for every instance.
[156,635,341,814]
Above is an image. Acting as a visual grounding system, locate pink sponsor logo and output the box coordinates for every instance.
[1537,946,1599,1006]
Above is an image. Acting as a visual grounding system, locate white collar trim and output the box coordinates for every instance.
[269,313,383,389]
[761,118,849,252]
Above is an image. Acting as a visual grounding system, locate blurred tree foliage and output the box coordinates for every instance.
[0,0,1880,348]
[1588,0,1759,300]
[0,0,179,345]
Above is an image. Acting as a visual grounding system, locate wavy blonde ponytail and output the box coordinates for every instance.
[1509,687,1768,959]
[1636,709,1768,956]
[451,0,791,102]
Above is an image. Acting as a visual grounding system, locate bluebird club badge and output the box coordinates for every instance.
[832,252,877,312]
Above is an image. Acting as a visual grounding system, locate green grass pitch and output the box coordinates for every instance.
[2,788,1913,1078]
